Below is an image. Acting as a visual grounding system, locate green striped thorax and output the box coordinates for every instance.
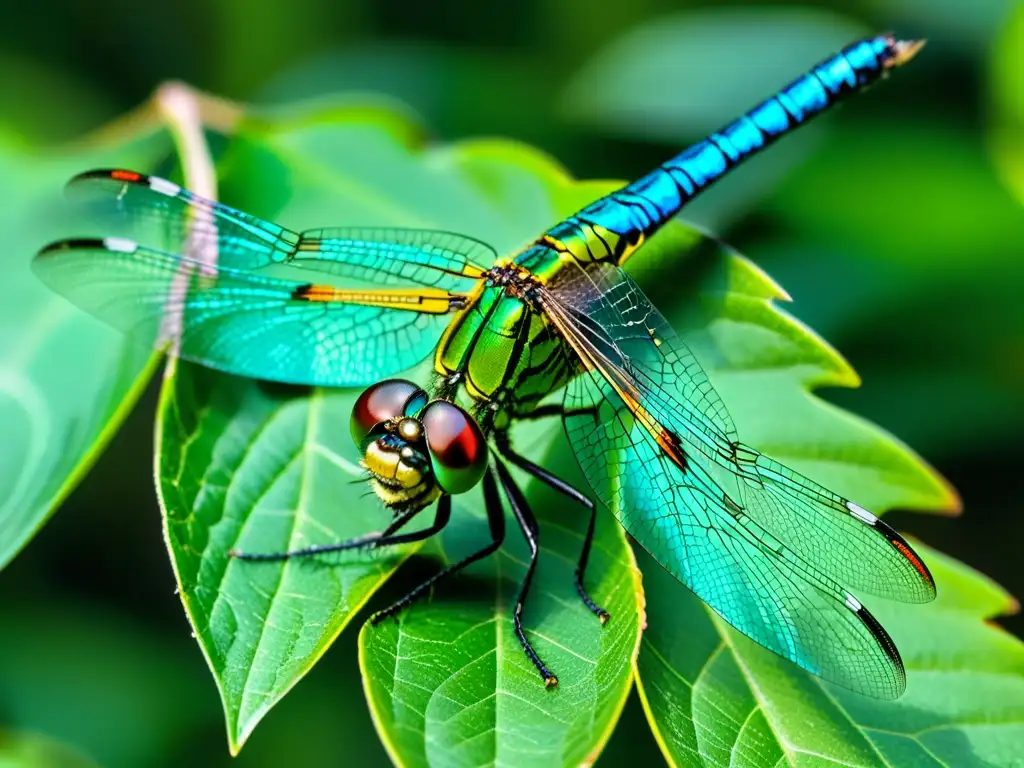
[434,249,576,427]
[350,380,489,512]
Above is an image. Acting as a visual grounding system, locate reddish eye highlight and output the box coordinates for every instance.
[421,401,487,494]
[350,379,421,444]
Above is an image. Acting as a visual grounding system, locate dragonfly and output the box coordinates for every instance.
[34,34,933,696]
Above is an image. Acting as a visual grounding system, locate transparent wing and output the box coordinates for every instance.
[65,169,492,290]
[33,237,468,386]
[561,360,905,696]
[541,250,738,452]
[545,259,934,603]
[539,259,934,696]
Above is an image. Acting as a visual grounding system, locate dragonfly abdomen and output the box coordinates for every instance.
[544,35,923,267]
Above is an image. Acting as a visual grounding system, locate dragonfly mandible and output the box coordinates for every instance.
[34,34,933,696]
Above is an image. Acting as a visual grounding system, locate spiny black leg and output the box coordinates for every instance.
[496,438,609,625]
[369,472,505,625]
[229,496,451,562]
[493,460,559,688]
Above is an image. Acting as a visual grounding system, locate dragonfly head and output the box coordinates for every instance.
[350,380,488,513]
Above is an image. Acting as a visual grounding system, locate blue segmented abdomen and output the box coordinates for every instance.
[539,34,920,265]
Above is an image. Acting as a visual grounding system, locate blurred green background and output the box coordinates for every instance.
[1,0,1021,766]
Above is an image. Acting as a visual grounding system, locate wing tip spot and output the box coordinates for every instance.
[110,169,143,183]
[105,236,139,253]
[846,500,878,525]
[148,176,182,197]
[890,536,935,592]
[850,501,935,595]
[851,601,905,687]
[72,168,146,187]
[36,241,66,257]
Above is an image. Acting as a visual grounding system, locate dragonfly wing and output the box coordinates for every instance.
[66,170,492,289]
[540,251,738,451]
[297,227,492,290]
[67,169,300,270]
[733,449,934,603]
[538,261,934,695]
[33,237,468,386]
[544,259,934,604]
[558,354,906,697]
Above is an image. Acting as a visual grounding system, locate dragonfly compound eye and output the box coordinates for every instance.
[350,379,422,445]
[421,401,487,495]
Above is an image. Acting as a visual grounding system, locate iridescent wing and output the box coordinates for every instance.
[65,169,492,290]
[34,170,490,386]
[539,258,934,697]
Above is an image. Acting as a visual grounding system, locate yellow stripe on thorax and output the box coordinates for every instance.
[433,280,487,376]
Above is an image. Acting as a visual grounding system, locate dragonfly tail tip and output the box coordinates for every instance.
[889,38,927,67]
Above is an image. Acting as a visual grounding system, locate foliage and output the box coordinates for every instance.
[3,92,1021,767]
[1,2,1022,766]
[638,543,1024,767]
[0,133,163,570]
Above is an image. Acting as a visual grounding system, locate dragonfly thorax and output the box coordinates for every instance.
[486,261,543,304]
[350,380,488,513]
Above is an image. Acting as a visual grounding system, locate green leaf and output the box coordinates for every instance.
[0,731,100,768]
[732,232,1024,442]
[636,544,1024,767]
[359,432,642,767]
[0,129,168,570]
[157,104,643,754]
[158,361,411,753]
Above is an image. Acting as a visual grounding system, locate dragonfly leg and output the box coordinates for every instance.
[493,460,559,687]
[496,438,610,625]
[229,495,451,561]
[369,469,505,625]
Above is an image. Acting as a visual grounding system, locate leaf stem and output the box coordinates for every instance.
[70,81,243,154]
[154,81,220,200]
[152,82,223,364]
